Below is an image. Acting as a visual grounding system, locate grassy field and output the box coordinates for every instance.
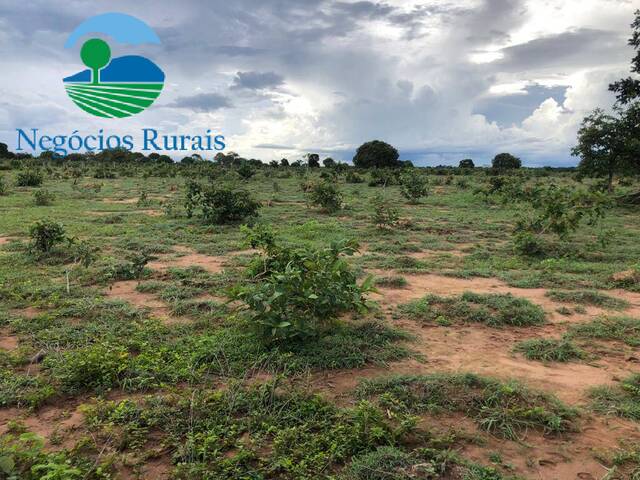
[1,160,640,479]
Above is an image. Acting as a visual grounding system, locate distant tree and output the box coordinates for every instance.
[459,158,475,168]
[323,157,336,168]
[353,140,400,168]
[306,153,320,168]
[148,153,161,161]
[492,153,521,170]
[0,142,14,159]
[573,10,640,193]
[609,10,640,105]
[572,106,639,191]
[280,158,289,167]
[269,160,279,167]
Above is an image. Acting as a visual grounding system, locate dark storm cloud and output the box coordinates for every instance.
[166,93,232,112]
[496,28,627,71]
[231,71,285,90]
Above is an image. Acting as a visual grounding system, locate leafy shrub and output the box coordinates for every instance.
[15,170,43,187]
[368,169,400,187]
[0,176,7,195]
[33,189,55,206]
[106,252,154,281]
[231,226,374,344]
[185,181,260,224]
[513,231,545,257]
[399,172,428,203]
[28,220,65,254]
[44,343,129,394]
[236,162,256,180]
[371,195,400,229]
[346,171,365,184]
[306,181,343,213]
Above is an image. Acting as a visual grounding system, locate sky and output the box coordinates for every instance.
[0,0,637,166]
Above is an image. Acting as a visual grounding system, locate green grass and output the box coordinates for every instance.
[568,316,640,346]
[513,338,587,362]
[357,373,577,440]
[545,289,630,310]
[398,292,545,327]
[589,374,640,421]
[374,275,408,288]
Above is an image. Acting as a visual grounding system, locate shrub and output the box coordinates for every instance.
[0,176,7,195]
[236,162,256,180]
[368,169,400,187]
[399,171,428,203]
[28,220,65,254]
[15,170,43,187]
[371,195,400,229]
[32,189,55,206]
[185,182,260,224]
[353,140,400,168]
[345,171,365,184]
[230,226,374,344]
[306,181,343,213]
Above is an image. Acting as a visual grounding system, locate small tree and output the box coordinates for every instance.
[306,153,320,168]
[492,153,521,170]
[29,220,65,254]
[323,157,336,168]
[280,158,289,167]
[459,159,475,169]
[572,107,637,191]
[307,182,343,213]
[399,171,429,203]
[353,140,400,168]
[371,195,400,229]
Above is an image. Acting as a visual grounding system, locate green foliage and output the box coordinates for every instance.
[491,153,521,170]
[514,185,610,247]
[44,342,129,394]
[353,140,400,168]
[357,373,577,440]
[236,161,256,180]
[371,195,400,229]
[459,159,475,169]
[399,292,545,327]
[33,189,55,206]
[514,338,587,362]
[346,170,365,184]
[231,226,374,344]
[16,170,43,187]
[568,316,640,347]
[105,252,154,281]
[184,181,260,224]
[306,181,343,213]
[399,171,428,203]
[590,374,640,421]
[368,169,400,187]
[28,220,65,254]
[545,289,629,310]
[374,276,408,288]
[0,176,7,195]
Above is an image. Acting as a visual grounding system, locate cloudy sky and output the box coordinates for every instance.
[0,0,637,166]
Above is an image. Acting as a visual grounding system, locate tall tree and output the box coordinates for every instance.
[609,10,640,105]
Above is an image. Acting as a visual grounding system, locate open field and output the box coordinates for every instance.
[1,162,640,479]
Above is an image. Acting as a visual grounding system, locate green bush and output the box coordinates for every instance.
[28,220,65,254]
[345,171,365,184]
[0,176,7,195]
[33,189,55,206]
[185,181,260,224]
[306,181,343,213]
[231,226,374,344]
[371,195,400,229]
[399,172,428,203]
[15,170,43,187]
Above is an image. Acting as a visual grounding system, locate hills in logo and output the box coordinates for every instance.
[63,13,164,119]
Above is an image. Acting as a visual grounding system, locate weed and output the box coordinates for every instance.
[514,338,587,362]
[546,290,629,310]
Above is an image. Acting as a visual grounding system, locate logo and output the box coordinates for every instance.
[63,13,165,119]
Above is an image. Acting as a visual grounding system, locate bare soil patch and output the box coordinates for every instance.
[148,246,227,274]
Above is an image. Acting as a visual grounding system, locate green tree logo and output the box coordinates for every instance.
[63,13,165,118]
[80,39,111,85]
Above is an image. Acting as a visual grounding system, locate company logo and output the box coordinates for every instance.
[63,13,165,119]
